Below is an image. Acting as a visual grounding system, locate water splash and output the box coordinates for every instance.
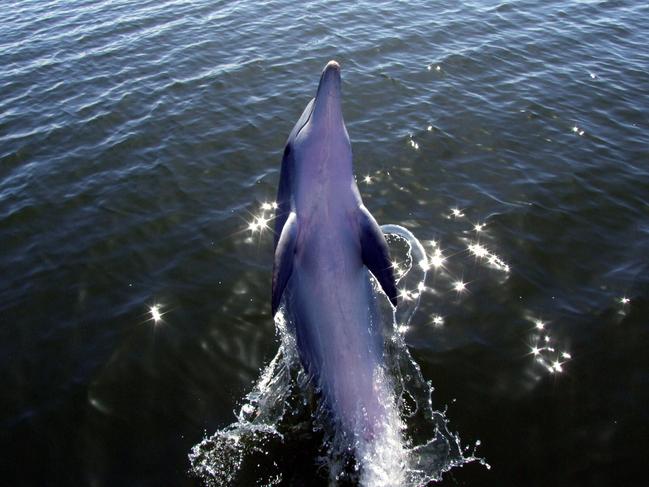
[189,225,481,485]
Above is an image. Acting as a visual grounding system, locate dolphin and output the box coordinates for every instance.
[271,60,400,470]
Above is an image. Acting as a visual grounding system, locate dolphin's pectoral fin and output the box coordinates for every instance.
[274,99,315,250]
[358,206,398,308]
[272,212,298,316]
[273,145,293,250]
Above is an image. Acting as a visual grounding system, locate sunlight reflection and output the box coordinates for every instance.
[468,243,488,258]
[399,288,414,301]
[245,201,279,241]
[527,317,572,375]
[392,261,406,277]
[467,241,509,273]
[453,280,467,293]
[260,202,277,211]
[150,305,162,323]
[429,248,445,269]
[247,215,270,233]
[572,125,585,136]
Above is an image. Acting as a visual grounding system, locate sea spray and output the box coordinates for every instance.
[189,226,480,485]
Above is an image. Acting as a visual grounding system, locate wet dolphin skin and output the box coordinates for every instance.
[272,61,401,478]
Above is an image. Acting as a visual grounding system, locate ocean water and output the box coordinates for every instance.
[1,0,648,485]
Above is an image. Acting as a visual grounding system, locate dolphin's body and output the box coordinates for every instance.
[272,61,399,452]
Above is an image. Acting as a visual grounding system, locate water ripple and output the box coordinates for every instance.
[1,0,648,485]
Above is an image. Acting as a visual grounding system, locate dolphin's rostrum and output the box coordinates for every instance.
[271,60,401,476]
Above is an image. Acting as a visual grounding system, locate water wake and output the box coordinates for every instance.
[189,226,481,485]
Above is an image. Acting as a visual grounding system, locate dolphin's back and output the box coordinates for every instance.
[271,60,398,442]
[285,209,386,433]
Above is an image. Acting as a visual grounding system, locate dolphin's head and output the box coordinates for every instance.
[275,61,353,243]
[285,61,353,191]
[310,60,344,134]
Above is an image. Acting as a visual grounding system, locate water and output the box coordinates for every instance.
[1,0,648,485]
[189,227,483,486]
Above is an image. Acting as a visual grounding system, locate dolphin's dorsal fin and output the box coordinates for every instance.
[358,206,398,308]
[272,212,298,315]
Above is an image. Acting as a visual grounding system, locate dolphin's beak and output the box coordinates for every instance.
[312,60,343,126]
[320,60,341,85]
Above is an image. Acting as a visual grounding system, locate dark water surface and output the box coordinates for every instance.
[2,0,648,485]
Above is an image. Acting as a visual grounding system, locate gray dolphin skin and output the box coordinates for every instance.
[272,60,399,449]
